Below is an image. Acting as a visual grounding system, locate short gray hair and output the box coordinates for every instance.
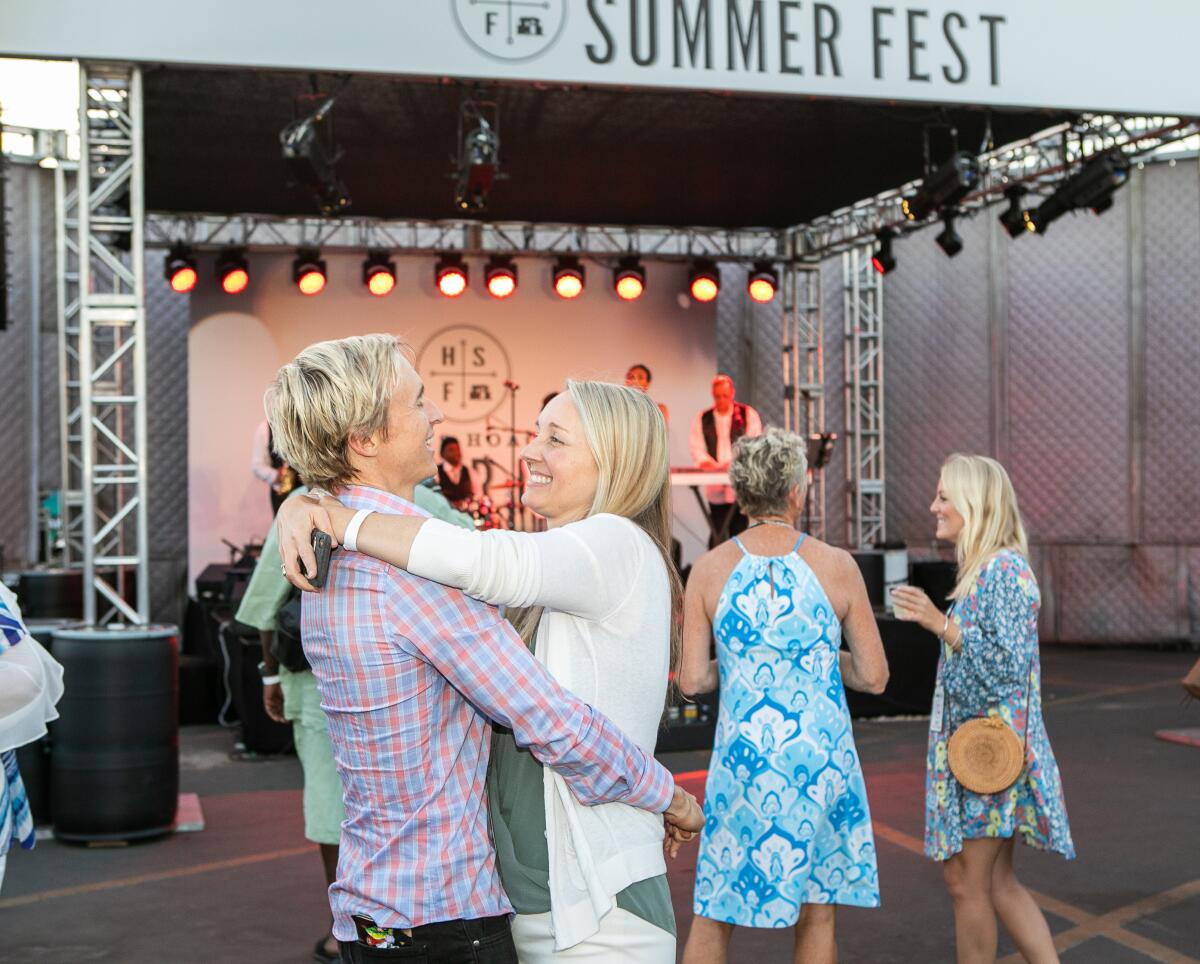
[729,428,809,517]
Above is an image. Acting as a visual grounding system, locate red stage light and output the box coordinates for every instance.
[552,257,585,299]
[169,265,197,293]
[487,273,515,298]
[297,269,326,295]
[616,274,643,300]
[747,263,778,303]
[367,270,395,296]
[438,269,467,297]
[688,261,719,303]
[363,251,396,297]
[485,257,518,299]
[690,277,718,301]
[216,249,249,294]
[293,250,326,296]
[747,277,774,302]
[482,261,516,300]
[164,244,197,293]
[554,273,583,299]
[221,267,249,295]
[614,257,645,301]
[872,229,897,275]
[435,254,469,297]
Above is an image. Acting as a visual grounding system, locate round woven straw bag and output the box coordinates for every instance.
[947,716,1024,794]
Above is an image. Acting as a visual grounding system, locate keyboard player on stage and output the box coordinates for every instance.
[688,375,762,547]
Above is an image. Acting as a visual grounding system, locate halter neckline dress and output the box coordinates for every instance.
[693,534,880,927]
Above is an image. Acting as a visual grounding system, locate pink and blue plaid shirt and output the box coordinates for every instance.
[301,486,674,939]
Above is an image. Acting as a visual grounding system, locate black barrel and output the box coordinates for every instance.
[50,625,179,842]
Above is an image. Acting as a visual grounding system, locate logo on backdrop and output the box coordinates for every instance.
[451,0,567,62]
[418,325,512,424]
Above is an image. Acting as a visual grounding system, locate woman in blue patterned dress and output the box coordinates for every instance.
[678,429,888,964]
[892,454,1074,964]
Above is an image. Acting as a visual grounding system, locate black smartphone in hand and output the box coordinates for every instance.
[300,530,333,589]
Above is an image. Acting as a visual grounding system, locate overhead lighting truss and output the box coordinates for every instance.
[144,215,789,265]
[793,114,1200,260]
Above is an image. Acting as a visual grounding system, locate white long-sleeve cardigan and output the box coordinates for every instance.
[408,512,671,949]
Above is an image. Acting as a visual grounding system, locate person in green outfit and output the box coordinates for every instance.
[236,481,474,963]
[277,379,685,961]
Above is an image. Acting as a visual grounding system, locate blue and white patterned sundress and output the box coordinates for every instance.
[693,535,880,928]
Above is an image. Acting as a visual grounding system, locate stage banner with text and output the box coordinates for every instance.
[1,0,1197,116]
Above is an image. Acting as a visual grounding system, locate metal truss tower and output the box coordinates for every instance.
[56,63,149,624]
[842,248,885,549]
[781,264,825,540]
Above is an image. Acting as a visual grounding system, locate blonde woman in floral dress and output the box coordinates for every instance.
[893,454,1073,964]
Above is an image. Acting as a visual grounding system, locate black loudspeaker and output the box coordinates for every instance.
[851,551,885,608]
[911,561,958,612]
[221,621,293,755]
[16,570,83,620]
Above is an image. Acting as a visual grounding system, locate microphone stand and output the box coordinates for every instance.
[503,381,521,529]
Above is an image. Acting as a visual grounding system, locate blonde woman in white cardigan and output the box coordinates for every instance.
[278,379,692,962]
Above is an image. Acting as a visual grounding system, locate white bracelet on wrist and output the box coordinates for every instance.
[342,508,374,552]
[260,674,281,686]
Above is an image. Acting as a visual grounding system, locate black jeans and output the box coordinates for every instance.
[338,915,517,963]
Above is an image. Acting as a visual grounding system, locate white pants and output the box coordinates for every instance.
[511,907,675,962]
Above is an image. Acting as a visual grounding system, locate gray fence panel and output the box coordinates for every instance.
[882,212,992,547]
[1053,544,1184,643]
[144,257,191,625]
[0,165,34,569]
[1006,192,1131,543]
[1143,162,1200,543]
[715,264,744,389]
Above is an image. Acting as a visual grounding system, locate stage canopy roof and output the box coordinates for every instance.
[145,68,1063,229]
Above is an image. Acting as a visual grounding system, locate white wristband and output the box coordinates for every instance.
[342,508,373,552]
[260,674,281,686]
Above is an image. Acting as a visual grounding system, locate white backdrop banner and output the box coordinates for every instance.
[2,0,1198,115]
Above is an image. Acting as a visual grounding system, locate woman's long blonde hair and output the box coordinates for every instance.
[509,379,683,700]
[941,453,1030,601]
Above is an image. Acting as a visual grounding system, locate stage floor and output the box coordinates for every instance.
[2,647,1197,963]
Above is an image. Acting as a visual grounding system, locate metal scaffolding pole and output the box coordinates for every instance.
[54,161,83,565]
[842,248,886,549]
[781,264,826,540]
[66,62,150,624]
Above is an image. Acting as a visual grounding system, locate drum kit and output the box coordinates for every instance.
[460,493,504,530]
[465,478,541,531]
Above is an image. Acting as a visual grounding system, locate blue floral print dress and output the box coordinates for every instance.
[925,550,1075,861]
[693,535,880,927]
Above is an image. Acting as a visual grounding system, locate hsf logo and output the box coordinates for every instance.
[417,325,512,424]
[452,0,568,62]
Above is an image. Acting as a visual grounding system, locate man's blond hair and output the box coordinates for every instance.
[264,333,412,491]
